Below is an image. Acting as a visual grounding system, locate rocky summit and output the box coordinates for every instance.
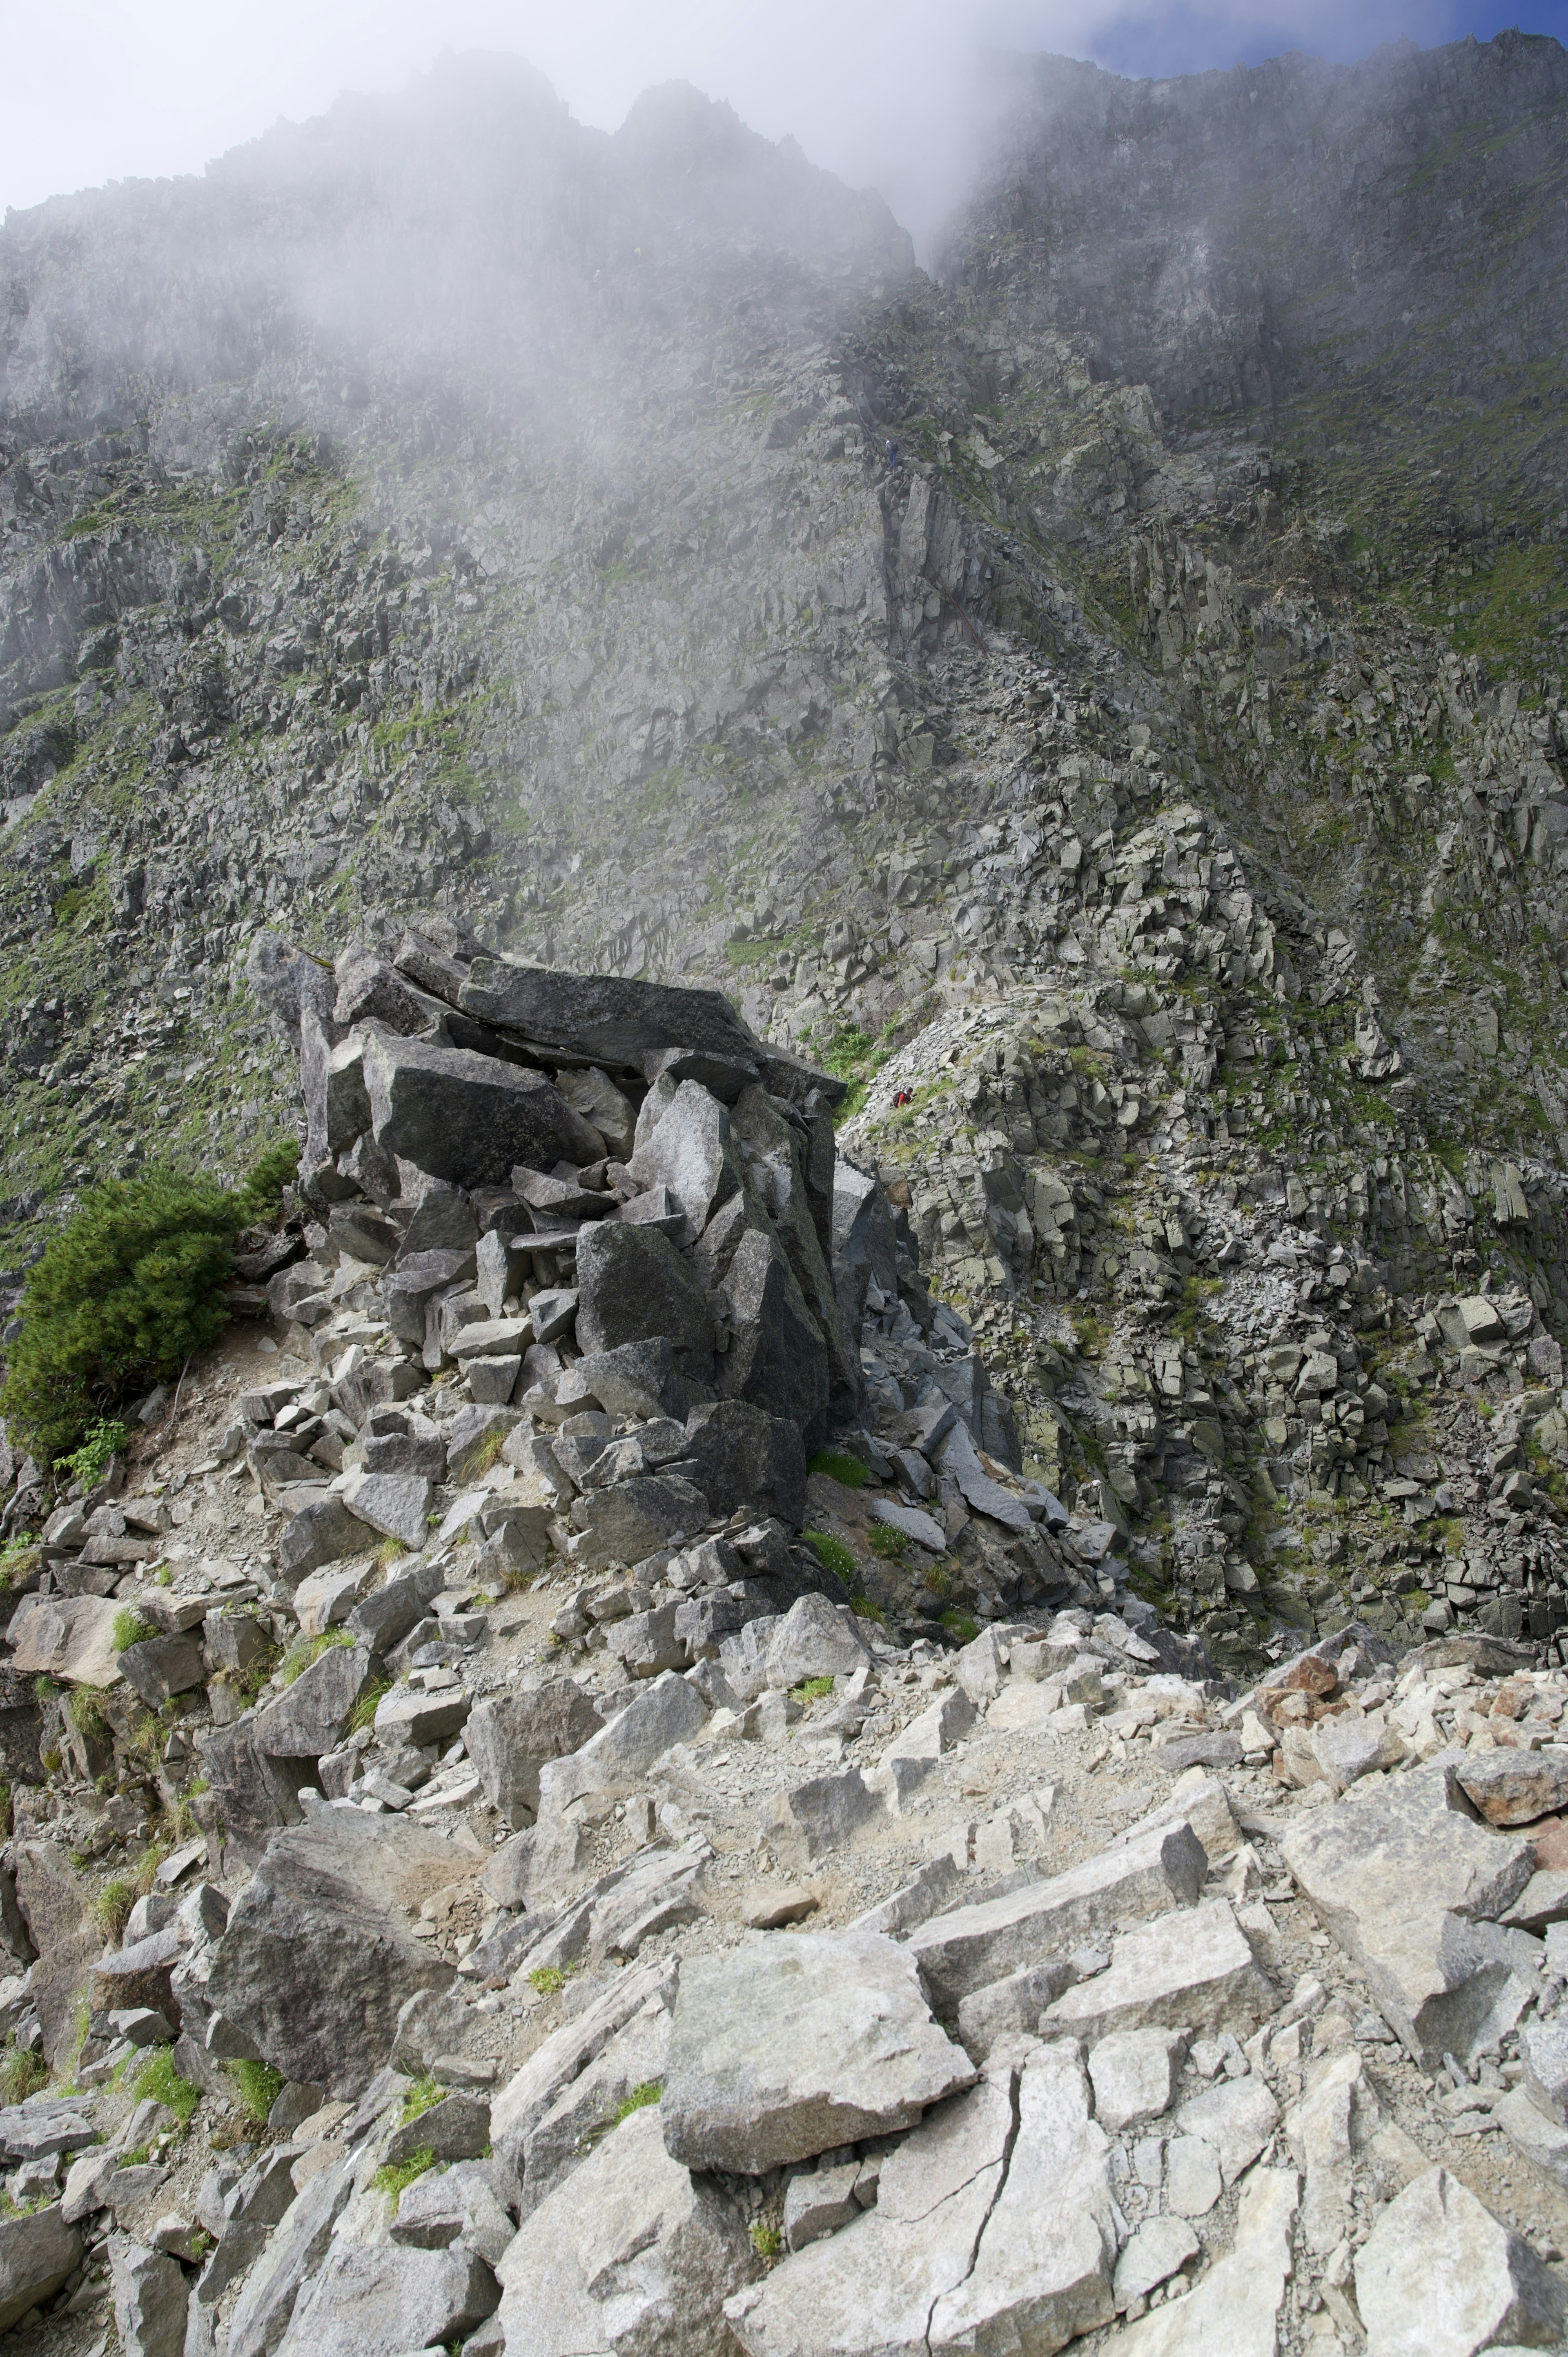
[4,22,1568,2357]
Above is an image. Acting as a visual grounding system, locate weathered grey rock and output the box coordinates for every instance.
[1114,2215,1200,2312]
[783,2160,861,2252]
[1172,2073,1278,2185]
[851,1855,965,1940]
[0,2201,81,2333]
[14,1841,102,2069]
[571,1338,705,1421]
[1162,2135,1223,2219]
[363,1030,600,1186]
[934,1419,1031,1534]
[1313,1710,1407,1790]
[956,1960,1074,2062]
[535,1671,709,1814]
[390,2161,513,2264]
[346,1558,445,1655]
[116,1632,206,1707]
[763,1767,882,1868]
[1117,2168,1298,2356]
[680,1399,808,1525]
[520,1990,672,2212]
[493,2101,759,2357]
[1519,2016,1568,2127]
[225,2150,356,2357]
[109,2234,189,2357]
[762,1593,873,1690]
[567,1475,710,1571]
[277,1497,370,1585]
[626,1079,741,1237]
[606,1602,689,1678]
[1087,2028,1187,2131]
[383,2092,490,2168]
[7,1591,122,1686]
[341,1470,433,1551]
[205,1810,460,2096]
[870,1498,946,1553]
[555,1066,637,1156]
[490,1956,677,2199]
[251,1642,376,1759]
[374,1684,471,1748]
[386,1249,478,1343]
[465,1681,602,1825]
[717,1225,829,1450]
[1354,2164,1567,2357]
[1285,2047,1381,2255]
[728,1086,857,1409]
[1280,1755,1537,2067]
[906,1822,1207,2014]
[727,2047,1115,2357]
[663,1930,974,2174]
[1456,1749,1568,1827]
[1493,2084,1568,2191]
[1041,1899,1277,2044]
[278,2240,499,2357]
[575,1221,714,1377]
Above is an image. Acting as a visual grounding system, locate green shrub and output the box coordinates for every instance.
[278,1628,354,1687]
[374,2147,436,2203]
[134,2046,201,2127]
[751,2221,784,2260]
[804,1530,856,1581]
[791,1676,834,1702]
[612,2081,662,2125]
[0,2046,48,2105]
[848,1594,886,1625]
[0,1142,298,1470]
[400,2073,443,2125]
[808,1449,868,1490]
[528,1965,574,1997]
[348,1677,391,1735]
[92,1875,138,1944]
[226,2058,284,2124]
[868,1524,908,1560]
[112,1608,157,1652]
[55,1417,129,1491]
[939,1610,980,1645]
[0,1540,40,1594]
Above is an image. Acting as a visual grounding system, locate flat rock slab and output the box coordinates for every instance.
[1041,1898,1276,2044]
[1456,1749,1568,1827]
[662,1929,975,2173]
[6,1592,122,1686]
[495,2101,759,2357]
[276,2237,499,2357]
[537,1671,710,1813]
[1280,1756,1537,2067]
[727,2047,1116,2357]
[362,1030,600,1186]
[1354,2164,1568,2357]
[906,1821,1207,2014]
[1118,2167,1298,2357]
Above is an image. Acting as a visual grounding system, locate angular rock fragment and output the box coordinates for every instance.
[1118,2167,1298,2355]
[494,2103,758,2357]
[0,2201,82,2334]
[906,1822,1207,2014]
[205,1810,462,2095]
[1040,1898,1276,2043]
[1087,2027,1187,2131]
[109,2234,189,2357]
[363,1031,601,1185]
[465,1681,602,1824]
[663,1929,974,2173]
[277,2240,499,2357]
[764,1767,881,1868]
[1354,2164,1566,2357]
[1456,1749,1568,1827]
[575,1221,714,1377]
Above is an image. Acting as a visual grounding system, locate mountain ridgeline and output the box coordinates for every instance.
[4,30,1568,1668]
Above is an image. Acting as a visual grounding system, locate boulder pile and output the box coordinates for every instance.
[4,948,1568,2357]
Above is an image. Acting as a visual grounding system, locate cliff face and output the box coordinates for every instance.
[3,32,1568,1668]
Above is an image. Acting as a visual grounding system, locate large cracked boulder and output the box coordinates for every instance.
[0,2202,82,2334]
[361,1031,601,1184]
[494,2101,759,2357]
[277,2238,499,2357]
[727,2046,1115,2357]
[717,1225,830,1448]
[575,1222,715,1378]
[662,1930,975,2174]
[1280,1754,1537,2068]
[465,1680,604,1825]
[205,1808,470,2096]
[1354,2164,1567,2356]
[14,1840,101,2070]
[679,1399,808,1525]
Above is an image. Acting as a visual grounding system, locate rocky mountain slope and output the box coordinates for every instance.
[3,31,1568,1668]
[6,943,1568,2357]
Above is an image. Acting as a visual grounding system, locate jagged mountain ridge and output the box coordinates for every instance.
[2,34,1568,1668]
